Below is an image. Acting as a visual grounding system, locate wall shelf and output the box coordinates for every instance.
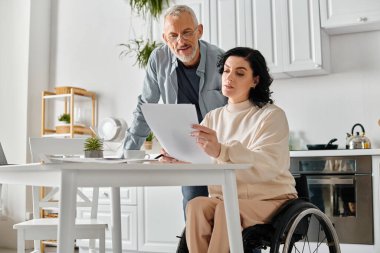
[41,87,96,138]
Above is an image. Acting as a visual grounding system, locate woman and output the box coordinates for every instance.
[162,47,297,252]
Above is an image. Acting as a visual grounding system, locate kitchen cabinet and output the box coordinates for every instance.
[207,0,285,75]
[77,187,138,252]
[77,186,184,253]
[153,0,329,77]
[320,0,380,35]
[211,0,329,77]
[280,0,330,76]
[137,187,184,252]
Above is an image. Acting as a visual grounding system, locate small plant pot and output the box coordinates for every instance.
[144,141,153,150]
[56,124,70,134]
[84,150,103,158]
[56,124,85,134]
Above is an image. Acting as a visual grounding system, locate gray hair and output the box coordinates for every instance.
[163,5,198,26]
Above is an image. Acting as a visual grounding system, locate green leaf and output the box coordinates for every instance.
[129,0,168,18]
[145,132,154,141]
[58,113,70,124]
[119,39,163,68]
[84,137,103,151]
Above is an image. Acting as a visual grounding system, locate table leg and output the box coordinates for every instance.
[222,170,244,253]
[111,187,122,253]
[57,171,77,253]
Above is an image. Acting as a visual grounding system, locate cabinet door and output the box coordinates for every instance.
[137,186,185,252]
[77,205,137,251]
[320,0,380,34]
[244,0,284,74]
[209,0,245,50]
[281,0,329,76]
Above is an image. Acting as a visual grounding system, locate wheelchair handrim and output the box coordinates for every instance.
[282,208,341,253]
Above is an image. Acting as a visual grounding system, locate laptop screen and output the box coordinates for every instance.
[0,143,8,165]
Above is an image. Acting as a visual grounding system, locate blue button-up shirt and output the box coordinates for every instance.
[124,40,227,150]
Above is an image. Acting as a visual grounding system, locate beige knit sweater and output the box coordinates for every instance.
[202,100,297,201]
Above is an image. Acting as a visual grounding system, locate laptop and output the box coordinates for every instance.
[29,137,85,162]
[0,142,7,165]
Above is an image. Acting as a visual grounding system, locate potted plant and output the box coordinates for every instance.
[56,113,71,134]
[58,113,70,124]
[144,132,154,150]
[84,137,104,158]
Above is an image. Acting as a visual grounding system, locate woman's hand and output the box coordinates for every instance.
[191,124,221,158]
[158,148,189,164]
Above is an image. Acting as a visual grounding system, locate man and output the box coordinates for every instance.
[123,5,227,215]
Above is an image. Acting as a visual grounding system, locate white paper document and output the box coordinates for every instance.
[141,104,212,164]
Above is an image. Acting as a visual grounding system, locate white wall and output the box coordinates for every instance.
[0,0,31,247]
[0,0,30,164]
[0,0,50,247]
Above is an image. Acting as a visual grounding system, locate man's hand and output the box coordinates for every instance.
[191,124,221,158]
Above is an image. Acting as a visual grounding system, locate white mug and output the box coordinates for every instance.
[124,150,150,159]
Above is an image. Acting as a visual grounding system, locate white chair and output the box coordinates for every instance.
[13,137,107,253]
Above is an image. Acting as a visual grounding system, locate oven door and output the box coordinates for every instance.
[305,174,373,244]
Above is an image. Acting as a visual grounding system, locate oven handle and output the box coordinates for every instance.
[308,178,354,185]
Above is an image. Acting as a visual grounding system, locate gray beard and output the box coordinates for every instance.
[173,43,198,63]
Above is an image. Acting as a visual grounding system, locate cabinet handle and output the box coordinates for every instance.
[103,192,109,198]
[357,17,368,22]
[308,178,354,185]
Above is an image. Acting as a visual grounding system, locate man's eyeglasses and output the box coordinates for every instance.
[166,27,198,43]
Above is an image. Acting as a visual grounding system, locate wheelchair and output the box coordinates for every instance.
[176,175,341,253]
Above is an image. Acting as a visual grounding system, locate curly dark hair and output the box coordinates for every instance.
[217,47,273,108]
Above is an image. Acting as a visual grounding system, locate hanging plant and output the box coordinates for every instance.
[129,0,169,18]
[119,39,163,68]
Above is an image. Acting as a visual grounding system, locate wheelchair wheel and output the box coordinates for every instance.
[282,208,340,253]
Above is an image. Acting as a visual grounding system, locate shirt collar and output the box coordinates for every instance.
[226,100,254,112]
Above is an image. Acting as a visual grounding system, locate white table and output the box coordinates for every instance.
[0,162,251,253]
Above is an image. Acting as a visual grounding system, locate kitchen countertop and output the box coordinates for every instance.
[290,149,380,157]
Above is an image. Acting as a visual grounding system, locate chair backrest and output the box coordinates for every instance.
[0,142,8,165]
[29,137,99,219]
[29,137,84,162]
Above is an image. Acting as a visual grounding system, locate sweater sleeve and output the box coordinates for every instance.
[216,108,290,183]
